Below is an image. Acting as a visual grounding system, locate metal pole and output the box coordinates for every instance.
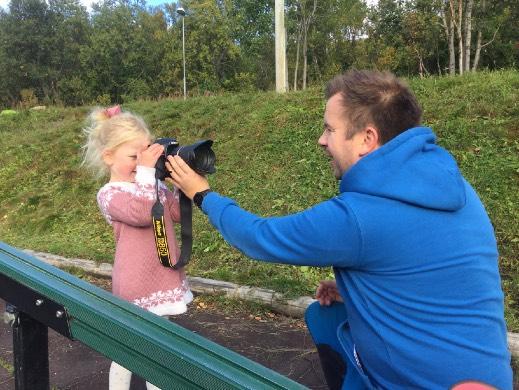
[275,0,287,93]
[182,16,186,100]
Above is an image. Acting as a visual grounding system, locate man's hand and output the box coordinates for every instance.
[316,280,343,306]
[137,143,163,168]
[166,155,210,199]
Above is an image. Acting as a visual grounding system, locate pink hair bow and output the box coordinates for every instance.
[104,105,121,118]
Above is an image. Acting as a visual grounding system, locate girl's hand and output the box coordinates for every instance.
[166,155,209,200]
[138,143,164,168]
[315,280,343,306]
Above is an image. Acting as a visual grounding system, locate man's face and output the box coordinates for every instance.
[318,93,370,179]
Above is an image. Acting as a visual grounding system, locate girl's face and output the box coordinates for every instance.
[103,135,150,182]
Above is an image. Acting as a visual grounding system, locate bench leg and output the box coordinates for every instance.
[13,311,49,390]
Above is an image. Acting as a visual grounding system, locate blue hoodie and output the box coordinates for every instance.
[201,127,512,389]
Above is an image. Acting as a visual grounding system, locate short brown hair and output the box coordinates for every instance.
[325,70,422,144]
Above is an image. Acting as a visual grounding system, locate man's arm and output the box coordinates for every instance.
[167,155,362,268]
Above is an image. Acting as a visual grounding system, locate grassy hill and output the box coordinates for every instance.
[1,70,518,330]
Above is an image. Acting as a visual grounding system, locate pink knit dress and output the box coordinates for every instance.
[97,166,193,316]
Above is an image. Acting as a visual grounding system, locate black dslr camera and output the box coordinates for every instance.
[154,138,216,180]
[151,137,216,270]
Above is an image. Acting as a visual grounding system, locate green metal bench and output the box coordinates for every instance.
[0,241,308,390]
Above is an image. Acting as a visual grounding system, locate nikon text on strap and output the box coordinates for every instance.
[152,179,192,269]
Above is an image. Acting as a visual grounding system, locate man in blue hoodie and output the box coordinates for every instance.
[166,70,512,389]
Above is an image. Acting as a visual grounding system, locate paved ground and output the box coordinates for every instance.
[0,278,327,390]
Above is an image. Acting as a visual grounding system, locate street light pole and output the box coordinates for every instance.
[274,0,287,93]
[177,7,186,100]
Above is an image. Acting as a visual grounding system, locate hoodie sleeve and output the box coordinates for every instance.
[202,192,362,268]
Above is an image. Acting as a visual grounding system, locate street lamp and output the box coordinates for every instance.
[176,7,187,100]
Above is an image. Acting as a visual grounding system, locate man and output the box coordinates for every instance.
[167,70,512,389]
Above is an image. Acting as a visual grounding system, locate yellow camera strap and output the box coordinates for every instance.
[152,179,192,269]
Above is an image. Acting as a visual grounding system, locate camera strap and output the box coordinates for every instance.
[176,191,193,269]
[152,179,192,269]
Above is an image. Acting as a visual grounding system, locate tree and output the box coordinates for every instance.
[289,0,317,90]
[0,0,517,106]
[81,0,168,102]
[439,0,456,74]
[176,0,241,93]
[229,0,275,90]
[439,0,510,74]
[471,0,514,71]
[401,0,444,77]
[48,0,91,104]
[365,0,408,73]
[0,0,55,104]
[287,0,366,87]
[0,0,90,106]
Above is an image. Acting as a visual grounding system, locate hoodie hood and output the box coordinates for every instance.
[339,127,466,211]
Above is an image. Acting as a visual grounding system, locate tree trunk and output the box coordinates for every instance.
[301,0,317,90]
[415,47,429,78]
[456,0,464,74]
[472,0,494,72]
[302,26,308,89]
[472,30,482,71]
[312,53,321,82]
[442,1,456,74]
[463,0,474,71]
[473,23,500,71]
[293,24,302,91]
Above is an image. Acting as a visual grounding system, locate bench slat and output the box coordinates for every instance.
[0,242,307,390]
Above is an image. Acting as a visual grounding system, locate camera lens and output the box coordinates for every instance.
[154,138,216,180]
[184,141,216,175]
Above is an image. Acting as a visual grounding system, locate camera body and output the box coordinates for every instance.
[154,138,216,180]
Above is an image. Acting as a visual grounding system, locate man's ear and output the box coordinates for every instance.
[102,149,113,166]
[359,126,380,157]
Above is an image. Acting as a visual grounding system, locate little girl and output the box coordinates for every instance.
[82,105,192,390]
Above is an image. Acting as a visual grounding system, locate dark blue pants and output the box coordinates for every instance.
[305,301,367,390]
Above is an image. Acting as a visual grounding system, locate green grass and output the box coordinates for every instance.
[0,356,14,375]
[1,70,518,329]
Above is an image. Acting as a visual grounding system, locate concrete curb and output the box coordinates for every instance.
[22,249,519,358]
[22,249,315,318]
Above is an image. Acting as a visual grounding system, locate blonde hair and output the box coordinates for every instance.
[82,107,152,178]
